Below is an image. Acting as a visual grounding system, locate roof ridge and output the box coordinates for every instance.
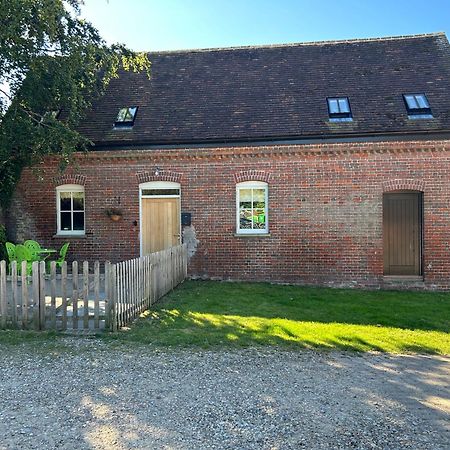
[147,32,447,55]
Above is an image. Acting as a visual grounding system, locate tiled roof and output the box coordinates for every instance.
[77,33,450,147]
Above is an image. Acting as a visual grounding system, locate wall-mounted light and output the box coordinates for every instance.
[155,167,161,176]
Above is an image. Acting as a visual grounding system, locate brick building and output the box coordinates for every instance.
[7,33,450,289]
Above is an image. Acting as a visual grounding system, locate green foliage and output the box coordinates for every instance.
[113,280,450,354]
[0,224,7,261]
[0,0,151,206]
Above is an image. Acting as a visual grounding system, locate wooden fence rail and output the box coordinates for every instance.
[110,244,188,330]
[0,244,188,332]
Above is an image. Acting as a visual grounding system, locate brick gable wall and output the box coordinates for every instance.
[7,139,450,289]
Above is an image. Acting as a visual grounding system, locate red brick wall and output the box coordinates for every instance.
[7,139,450,289]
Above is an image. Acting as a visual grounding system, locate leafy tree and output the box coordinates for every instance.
[0,0,150,207]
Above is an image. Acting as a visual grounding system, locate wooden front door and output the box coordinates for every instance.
[383,192,422,276]
[141,198,180,255]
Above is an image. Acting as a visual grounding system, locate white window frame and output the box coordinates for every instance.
[56,184,85,236]
[236,181,269,235]
[140,180,181,199]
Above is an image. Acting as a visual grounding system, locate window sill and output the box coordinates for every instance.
[407,114,434,120]
[113,125,134,130]
[329,117,353,122]
[234,233,271,238]
[53,234,86,239]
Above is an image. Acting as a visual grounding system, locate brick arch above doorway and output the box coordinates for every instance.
[382,179,425,193]
[234,170,271,183]
[53,173,86,187]
[136,171,182,184]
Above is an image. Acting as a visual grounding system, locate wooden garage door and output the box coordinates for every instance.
[141,198,180,255]
[383,192,422,276]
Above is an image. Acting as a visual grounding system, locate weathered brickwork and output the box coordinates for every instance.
[7,139,450,289]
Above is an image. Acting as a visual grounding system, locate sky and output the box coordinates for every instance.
[80,0,450,52]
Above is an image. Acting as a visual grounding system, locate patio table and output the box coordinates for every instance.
[38,249,57,260]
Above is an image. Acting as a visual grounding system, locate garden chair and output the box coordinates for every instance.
[55,242,70,268]
[24,240,43,261]
[15,244,34,276]
[5,242,16,263]
[5,242,17,274]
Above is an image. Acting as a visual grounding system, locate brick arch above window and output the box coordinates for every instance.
[382,179,425,193]
[234,170,271,184]
[136,170,182,184]
[53,174,86,187]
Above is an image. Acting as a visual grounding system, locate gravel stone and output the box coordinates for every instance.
[0,339,448,449]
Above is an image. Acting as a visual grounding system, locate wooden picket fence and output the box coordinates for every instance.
[112,244,188,330]
[0,244,188,332]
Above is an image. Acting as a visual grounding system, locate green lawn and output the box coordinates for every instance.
[114,280,450,354]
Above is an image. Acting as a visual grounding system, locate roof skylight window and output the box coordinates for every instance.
[114,107,138,127]
[327,97,352,121]
[403,94,432,118]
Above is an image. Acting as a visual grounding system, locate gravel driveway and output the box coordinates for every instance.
[0,340,448,449]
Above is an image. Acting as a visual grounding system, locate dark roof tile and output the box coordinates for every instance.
[77,33,450,146]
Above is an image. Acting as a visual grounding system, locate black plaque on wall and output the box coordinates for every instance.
[181,213,192,226]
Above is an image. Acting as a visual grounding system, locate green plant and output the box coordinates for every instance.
[106,208,123,217]
[106,208,123,221]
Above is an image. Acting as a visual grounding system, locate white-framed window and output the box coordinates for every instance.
[56,184,85,235]
[236,181,269,234]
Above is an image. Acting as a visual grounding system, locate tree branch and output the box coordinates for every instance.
[0,87,13,101]
[0,87,55,128]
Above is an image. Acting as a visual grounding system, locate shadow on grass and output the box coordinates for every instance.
[1,280,449,354]
[161,280,450,333]
[111,280,450,353]
[117,306,449,354]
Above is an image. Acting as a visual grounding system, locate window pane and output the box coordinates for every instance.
[72,192,84,211]
[60,212,72,231]
[239,189,252,202]
[239,189,252,209]
[405,95,418,109]
[253,208,266,229]
[240,209,253,229]
[60,192,71,211]
[416,95,429,108]
[142,189,180,196]
[328,99,339,113]
[253,208,266,218]
[253,189,265,203]
[338,98,349,113]
[240,201,252,210]
[116,108,127,122]
[73,212,84,231]
[116,107,137,123]
[126,107,137,121]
